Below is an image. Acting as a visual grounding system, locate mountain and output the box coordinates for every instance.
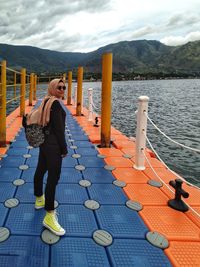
[0,44,86,73]
[0,40,200,76]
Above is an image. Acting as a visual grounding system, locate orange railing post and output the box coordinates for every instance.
[33,74,37,100]
[29,73,34,106]
[20,68,26,116]
[101,52,113,147]
[67,71,72,105]
[0,60,7,147]
[76,66,83,116]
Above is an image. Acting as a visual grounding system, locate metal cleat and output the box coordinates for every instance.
[168,179,189,212]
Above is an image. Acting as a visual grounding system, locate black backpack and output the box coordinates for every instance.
[22,100,50,148]
[23,117,45,148]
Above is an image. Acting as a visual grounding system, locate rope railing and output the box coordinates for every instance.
[92,100,100,113]
[145,112,200,153]
[143,130,200,191]
[134,95,199,194]
[142,150,200,220]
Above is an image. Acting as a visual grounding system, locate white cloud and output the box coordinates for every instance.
[0,0,200,52]
[161,31,200,46]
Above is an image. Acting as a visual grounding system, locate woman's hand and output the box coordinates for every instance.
[61,154,67,158]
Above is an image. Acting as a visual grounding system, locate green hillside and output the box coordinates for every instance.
[0,40,200,77]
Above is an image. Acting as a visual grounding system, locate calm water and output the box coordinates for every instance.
[7,79,200,184]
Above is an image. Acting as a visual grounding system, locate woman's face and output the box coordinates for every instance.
[54,82,66,99]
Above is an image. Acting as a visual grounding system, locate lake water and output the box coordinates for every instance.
[7,79,200,184]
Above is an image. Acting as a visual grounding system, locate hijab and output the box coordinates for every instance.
[27,79,64,127]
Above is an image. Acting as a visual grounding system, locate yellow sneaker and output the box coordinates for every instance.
[35,195,45,209]
[43,212,65,236]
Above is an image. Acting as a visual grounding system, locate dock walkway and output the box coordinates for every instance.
[0,101,200,266]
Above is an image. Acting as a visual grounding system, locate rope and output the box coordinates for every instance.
[142,151,200,220]
[145,112,200,153]
[143,131,200,191]
[92,100,100,112]
[6,67,21,75]
[142,151,174,193]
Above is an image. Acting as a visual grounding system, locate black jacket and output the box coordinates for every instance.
[44,100,67,155]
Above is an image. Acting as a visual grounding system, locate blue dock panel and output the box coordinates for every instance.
[5,204,45,235]
[75,147,98,156]
[78,156,105,167]
[21,167,39,182]
[0,203,8,226]
[107,239,172,267]
[88,184,128,204]
[15,183,44,203]
[71,134,89,141]
[56,184,88,204]
[10,140,29,148]
[95,205,148,238]
[7,148,28,156]
[0,167,22,182]
[0,182,16,202]
[28,148,40,156]
[0,236,49,267]
[0,157,26,167]
[62,157,78,168]
[73,141,95,148]
[82,168,115,183]
[56,205,98,237]
[59,168,83,183]
[51,237,110,267]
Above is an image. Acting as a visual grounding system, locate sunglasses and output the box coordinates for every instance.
[57,85,66,90]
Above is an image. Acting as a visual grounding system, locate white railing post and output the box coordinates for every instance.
[88,88,93,121]
[134,96,149,170]
[73,85,77,108]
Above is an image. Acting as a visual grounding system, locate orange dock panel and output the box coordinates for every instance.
[113,140,136,149]
[140,206,200,241]
[161,183,200,206]
[143,167,179,183]
[112,168,149,183]
[124,184,169,205]
[165,241,200,267]
[97,148,124,157]
[186,207,200,229]
[104,157,133,168]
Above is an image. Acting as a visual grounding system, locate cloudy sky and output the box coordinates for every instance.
[0,0,200,52]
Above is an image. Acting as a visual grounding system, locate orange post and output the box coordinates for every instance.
[101,52,113,147]
[76,66,83,116]
[33,74,37,100]
[29,73,34,106]
[20,68,26,116]
[67,71,72,105]
[14,72,17,98]
[0,60,7,147]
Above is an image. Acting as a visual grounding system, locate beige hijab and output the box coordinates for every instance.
[27,79,64,126]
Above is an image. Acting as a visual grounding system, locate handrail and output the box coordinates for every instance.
[134,96,199,186]
[145,112,200,153]
[39,76,62,79]
[143,130,200,191]
[6,84,21,88]
[142,151,200,220]
[0,60,37,146]
[6,95,21,105]
[6,66,21,75]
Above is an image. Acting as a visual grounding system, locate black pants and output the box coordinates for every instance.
[34,143,62,211]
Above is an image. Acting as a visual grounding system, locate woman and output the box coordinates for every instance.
[34,78,67,236]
